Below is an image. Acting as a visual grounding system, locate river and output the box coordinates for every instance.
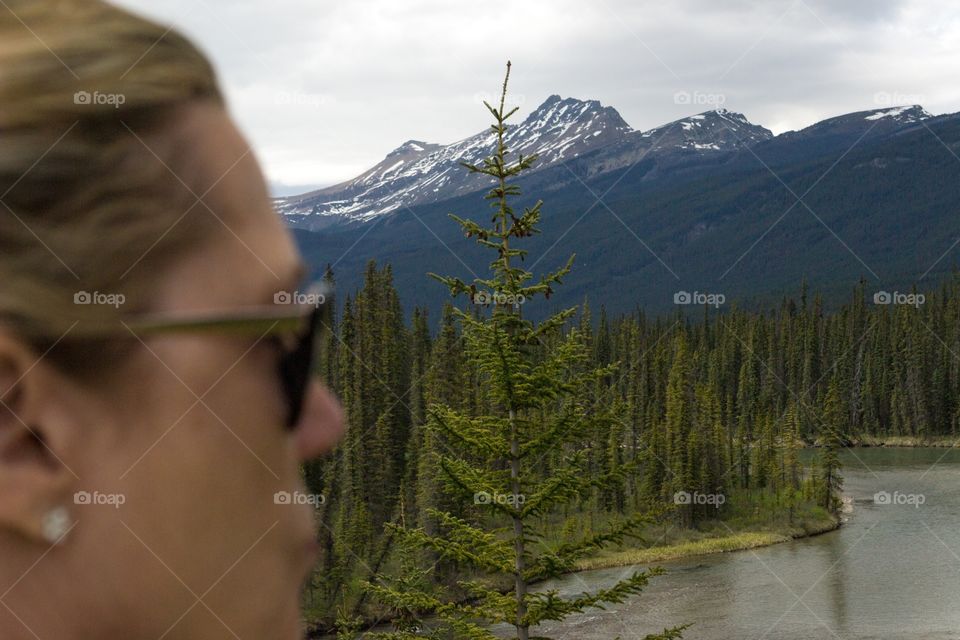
[528,447,960,640]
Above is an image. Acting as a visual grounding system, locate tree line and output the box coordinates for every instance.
[305,265,960,632]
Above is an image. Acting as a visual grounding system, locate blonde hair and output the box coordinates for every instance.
[0,0,224,375]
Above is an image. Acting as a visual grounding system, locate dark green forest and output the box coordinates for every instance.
[304,262,959,635]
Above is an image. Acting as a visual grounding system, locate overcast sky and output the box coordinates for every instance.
[115,0,960,195]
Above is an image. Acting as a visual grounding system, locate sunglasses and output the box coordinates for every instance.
[65,282,332,430]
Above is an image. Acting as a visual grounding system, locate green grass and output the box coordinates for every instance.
[306,495,839,632]
[574,510,838,572]
[853,435,960,447]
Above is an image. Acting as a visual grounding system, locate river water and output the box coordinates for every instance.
[530,447,960,640]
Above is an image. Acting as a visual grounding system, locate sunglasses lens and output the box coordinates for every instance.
[279,305,321,429]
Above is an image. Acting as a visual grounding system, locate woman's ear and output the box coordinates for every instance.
[0,331,78,545]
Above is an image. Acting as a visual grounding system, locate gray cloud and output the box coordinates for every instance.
[115,0,960,190]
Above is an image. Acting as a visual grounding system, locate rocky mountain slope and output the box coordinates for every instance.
[276,96,774,228]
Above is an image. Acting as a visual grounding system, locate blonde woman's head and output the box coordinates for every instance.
[0,2,344,638]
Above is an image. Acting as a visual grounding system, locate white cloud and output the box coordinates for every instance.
[113,0,960,190]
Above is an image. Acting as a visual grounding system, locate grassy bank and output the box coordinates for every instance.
[308,507,839,636]
[850,435,959,448]
[574,511,839,572]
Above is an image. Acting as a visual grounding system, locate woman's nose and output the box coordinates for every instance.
[294,380,345,461]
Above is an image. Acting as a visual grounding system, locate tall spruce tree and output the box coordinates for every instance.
[364,62,683,640]
[819,377,845,514]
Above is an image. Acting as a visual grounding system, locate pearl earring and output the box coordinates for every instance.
[41,506,72,545]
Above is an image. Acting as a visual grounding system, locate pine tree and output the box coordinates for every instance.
[365,62,684,640]
[664,334,694,526]
[819,377,845,514]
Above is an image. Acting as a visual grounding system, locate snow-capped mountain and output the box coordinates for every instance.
[292,103,960,320]
[276,99,932,229]
[638,108,772,152]
[778,105,932,143]
[275,96,770,228]
[276,95,632,225]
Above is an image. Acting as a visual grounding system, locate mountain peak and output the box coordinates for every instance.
[701,107,749,121]
[522,94,629,129]
[495,94,632,162]
[640,109,772,151]
[386,139,436,158]
[863,105,930,123]
[785,104,933,141]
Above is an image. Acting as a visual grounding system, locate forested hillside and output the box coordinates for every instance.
[301,263,959,632]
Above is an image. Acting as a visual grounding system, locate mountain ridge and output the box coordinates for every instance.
[276,96,783,228]
[291,102,960,323]
[276,97,934,229]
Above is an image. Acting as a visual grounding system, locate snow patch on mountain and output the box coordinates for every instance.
[864,105,931,123]
[640,108,772,152]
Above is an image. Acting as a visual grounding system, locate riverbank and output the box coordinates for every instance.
[520,449,960,638]
[320,449,959,638]
[574,513,840,572]
[311,511,840,637]
[848,435,959,448]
